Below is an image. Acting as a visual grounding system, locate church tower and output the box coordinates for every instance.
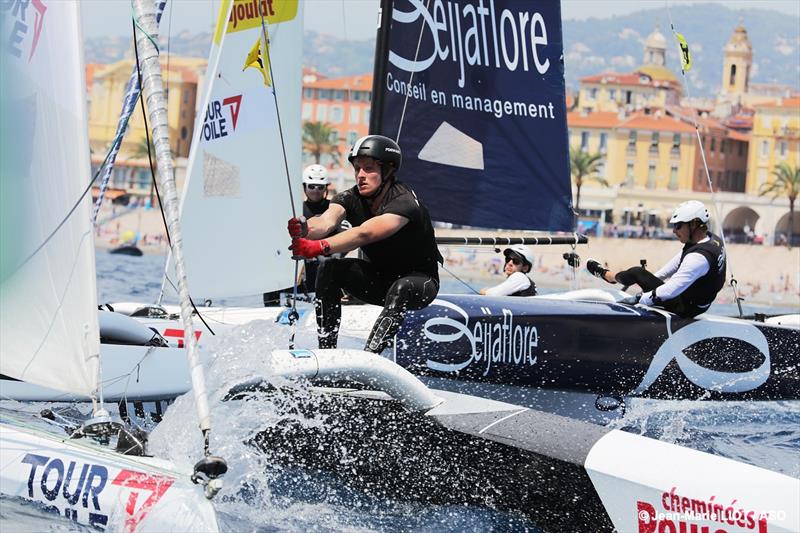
[643,26,667,67]
[721,24,752,101]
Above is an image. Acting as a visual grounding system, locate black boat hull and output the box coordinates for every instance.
[393,295,799,401]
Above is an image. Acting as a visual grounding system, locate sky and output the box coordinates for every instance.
[82,0,800,41]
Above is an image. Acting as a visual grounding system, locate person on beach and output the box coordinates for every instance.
[287,135,442,353]
[587,200,726,318]
[480,245,537,297]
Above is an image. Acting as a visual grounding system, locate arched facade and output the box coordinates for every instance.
[773,211,800,245]
[722,206,760,243]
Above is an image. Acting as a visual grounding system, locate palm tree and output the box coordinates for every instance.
[569,146,608,224]
[760,162,800,248]
[302,121,339,164]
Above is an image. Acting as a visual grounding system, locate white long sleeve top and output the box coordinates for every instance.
[639,236,711,306]
[484,272,532,297]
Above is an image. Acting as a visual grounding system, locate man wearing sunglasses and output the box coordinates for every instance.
[287,135,442,353]
[480,245,537,297]
[586,200,726,318]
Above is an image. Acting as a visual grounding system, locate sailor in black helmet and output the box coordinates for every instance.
[288,135,442,353]
[587,200,726,318]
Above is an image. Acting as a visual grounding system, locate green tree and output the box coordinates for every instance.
[760,161,800,248]
[303,121,339,164]
[130,135,156,160]
[569,146,608,224]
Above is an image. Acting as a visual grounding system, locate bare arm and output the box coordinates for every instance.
[306,203,346,239]
[323,213,409,255]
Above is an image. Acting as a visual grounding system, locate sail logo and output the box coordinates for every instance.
[2,0,46,61]
[19,453,174,530]
[421,299,538,376]
[225,0,298,33]
[389,0,553,88]
[635,320,771,394]
[202,95,242,141]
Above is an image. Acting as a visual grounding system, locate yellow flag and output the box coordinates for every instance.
[674,32,692,72]
[243,32,271,86]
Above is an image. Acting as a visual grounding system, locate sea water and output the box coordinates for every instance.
[2,252,797,532]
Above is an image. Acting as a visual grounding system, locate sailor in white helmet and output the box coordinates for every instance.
[587,200,726,317]
[264,165,332,305]
[480,245,537,297]
[302,164,330,218]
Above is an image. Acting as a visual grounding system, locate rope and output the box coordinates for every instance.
[131,15,216,336]
[665,1,744,317]
[256,4,300,348]
[394,0,432,144]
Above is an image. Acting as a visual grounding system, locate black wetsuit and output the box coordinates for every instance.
[315,180,442,353]
[614,233,726,317]
[302,198,330,292]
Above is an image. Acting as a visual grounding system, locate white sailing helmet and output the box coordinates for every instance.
[669,200,709,224]
[302,164,329,186]
[503,245,534,269]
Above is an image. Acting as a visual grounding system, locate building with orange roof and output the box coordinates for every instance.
[747,97,800,195]
[87,55,207,200]
[577,27,681,115]
[301,73,373,188]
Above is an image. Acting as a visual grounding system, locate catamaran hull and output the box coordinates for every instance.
[246,348,800,533]
[393,295,800,401]
[0,344,196,402]
[0,421,218,532]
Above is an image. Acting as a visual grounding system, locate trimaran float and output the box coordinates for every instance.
[1,1,798,531]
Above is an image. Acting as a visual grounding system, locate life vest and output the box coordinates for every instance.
[677,232,726,310]
[510,276,537,297]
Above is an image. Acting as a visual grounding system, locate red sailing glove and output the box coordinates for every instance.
[290,238,331,259]
[287,216,308,239]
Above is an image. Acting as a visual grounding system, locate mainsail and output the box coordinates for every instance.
[0,2,100,396]
[176,0,304,298]
[373,0,573,231]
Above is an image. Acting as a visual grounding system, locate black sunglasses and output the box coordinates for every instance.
[673,222,686,230]
[506,256,523,265]
[306,184,326,191]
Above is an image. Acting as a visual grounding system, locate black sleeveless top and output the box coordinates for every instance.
[678,232,726,309]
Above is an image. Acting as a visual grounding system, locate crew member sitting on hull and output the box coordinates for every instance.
[287,135,442,353]
[480,245,537,296]
[586,200,726,318]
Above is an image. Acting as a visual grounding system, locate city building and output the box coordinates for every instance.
[301,72,372,190]
[87,56,207,200]
[576,27,682,114]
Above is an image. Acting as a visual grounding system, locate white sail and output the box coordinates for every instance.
[176,0,304,298]
[0,3,99,396]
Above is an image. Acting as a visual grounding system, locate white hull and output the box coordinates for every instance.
[0,419,217,532]
[1,343,201,402]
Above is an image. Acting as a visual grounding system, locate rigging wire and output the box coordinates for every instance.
[394,0,432,144]
[664,1,744,317]
[257,5,301,349]
[131,14,216,336]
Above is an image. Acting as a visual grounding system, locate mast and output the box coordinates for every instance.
[369,0,393,135]
[131,0,226,497]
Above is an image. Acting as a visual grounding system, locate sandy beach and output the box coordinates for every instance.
[95,205,800,309]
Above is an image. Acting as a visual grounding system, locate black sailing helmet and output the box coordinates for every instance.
[347,135,402,174]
